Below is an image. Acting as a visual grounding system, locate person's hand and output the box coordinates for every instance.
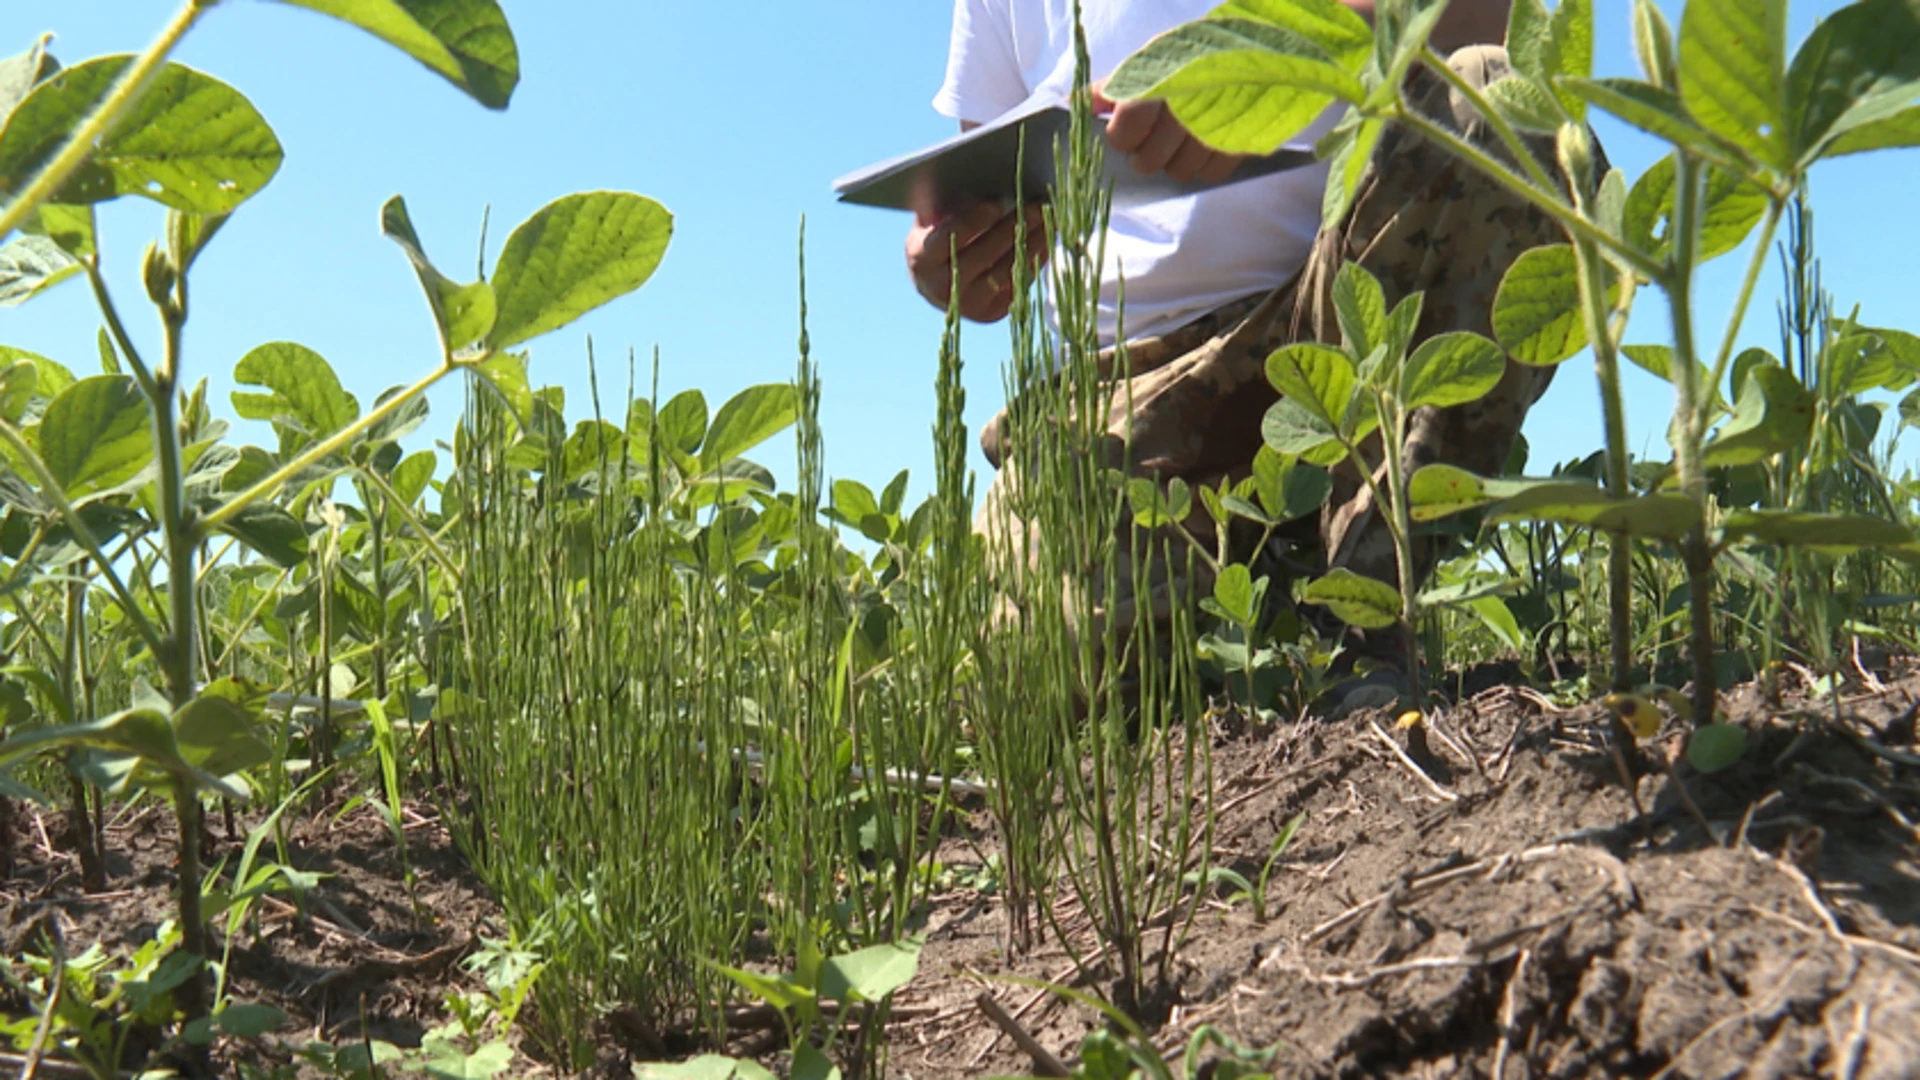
[1091,80,1247,184]
[906,200,1050,324]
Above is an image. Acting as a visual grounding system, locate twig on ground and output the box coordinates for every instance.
[1367,719,1458,803]
[1749,844,1849,942]
[1491,947,1530,1080]
[975,993,1070,1078]
[1795,767,1920,845]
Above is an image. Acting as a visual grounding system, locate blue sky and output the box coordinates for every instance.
[4,2,1916,503]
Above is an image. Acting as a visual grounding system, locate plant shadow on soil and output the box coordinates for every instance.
[5,664,1920,1079]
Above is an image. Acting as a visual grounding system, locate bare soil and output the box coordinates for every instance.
[6,664,1919,1079]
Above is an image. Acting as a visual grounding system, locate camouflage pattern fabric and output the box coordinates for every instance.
[976,46,1597,659]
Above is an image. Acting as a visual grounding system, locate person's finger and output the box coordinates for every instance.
[960,249,1020,321]
[1196,150,1245,185]
[953,213,1022,292]
[1129,113,1188,175]
[1090,78,1115,116]
[1164,136,1217,184]
[1104,98,1163,154]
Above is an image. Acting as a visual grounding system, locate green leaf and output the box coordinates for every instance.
[214,502,310,569]
[634,1057,777,1080]
[1251,446,1333,520]
[232,342,360,441]
[791,1044,842,1080]
[1632,0,1680,91]
[0,234,81,305]
[706,962,814,1013]
[1687,722,1748,773]
[0,57,283,215]
[380,195,497,357]
[0,360,35,423]
[174,694,272,780]
[1213,563,1257,625]
[1622,154,1770,264]
[1701,363,1814,467]
[1786,0,1920,166]
[1469,595,1528,653]
[469,353,531,425]
[1720,509,1913,553]
[1301,567,1399,628]
[1821,103,1920,157]
[1483,75,1564,132]
[267,0,519,108]
[1104,19,1364,155]
[1492,245,1589,365]
[1506,0,1592,117]
[701,384,797,471]
[1331,261,1387,359]
[658,389,709,466]
[1505,0,1556,85]
[39,374,154,497]
[1205,0,1375,69]
[213,1003,287,1038]
[1680,0,1788,167]
[819,939,921,1003]
[0,708,176,769]
[1563,77,1727,151]
[488,192,673,349]
[1408,464,1701,539]
[0,38,59,125]
[2,346,71,401]
[1126,476,1193,528]
[1265,342,1356,429]
[1399,332,1505,410]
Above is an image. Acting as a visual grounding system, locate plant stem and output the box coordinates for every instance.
[200,361,454,535]
[357,466,463,581]
[1569,221,1635,692]
[86,263,160,400]
[1394,107,1665,283]
[0,1,209,241]
[1666,152,1717,726]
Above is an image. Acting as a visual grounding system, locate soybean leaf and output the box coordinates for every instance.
[1786,0,1920,165]
[1331,261,1387,359]
[0,234,78,306]
[1,346,71,403]
[1265,343,1356,429]
[1103,19,1365,155]
[1632,0,1680,90]
[1252,446,1333,520]
[1127,476,1193,528]
[792,1044,841,1080]
[380,195,496,357]
[1408,464,1700,539]
[1212,563,1258,626]
[1469,595,1528,653]
[488,192,673,349]
[0,708,180,771]
[818,939,921,1003]
[39,374,153,496]
[1206,0,1374,69]
[1679,0,1788,168]
[1721,509,1913,553]
[1300,568,1399,629]
[1622,344,1724,412]
[267,0,519,109]
[214,502,310,569]
[0,360,35,422]
[232,342,361,442]
[658,389,709,465]
[1622,154,1770,263]
[1826,331,1899,395]
[213,1005,287,1039]
[469,353,532,426]
[1687,722,1747,772]
[1400,332,1505,410]
[1701,364,1814,467]
[1367,0,1448,107]
[635,1057,777,1080]
[1821,104,1920,158]
[1484,75,1563,132]
[172,693,273,780]
[0,38,59,124]
[1506,0,1592,116]
[1492,245,1589,365]
[701,384,798,471]
[1562,77,1729,153]
[0,58,283,215]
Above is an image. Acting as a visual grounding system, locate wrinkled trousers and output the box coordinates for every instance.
[975,46,1588,655]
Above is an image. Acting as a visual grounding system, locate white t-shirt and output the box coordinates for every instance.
[934,0,1336,347]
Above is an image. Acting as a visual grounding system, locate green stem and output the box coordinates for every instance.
[1394,106,1666,284]
[1375,397,1425,711]
[199,361,454,535]
[1420,47,1558,194]
[357,466,462,581]
[0,2,209,241]
[0,420,168,663]
[85,263,160,399]
[1667,152,1718,727]
[1702,198,1788,417]
[1569,219,1636,692]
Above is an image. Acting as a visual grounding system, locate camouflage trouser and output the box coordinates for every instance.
[976,45,1583,654]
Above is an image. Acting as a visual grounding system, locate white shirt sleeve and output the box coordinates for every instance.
[932,0,1028,125]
